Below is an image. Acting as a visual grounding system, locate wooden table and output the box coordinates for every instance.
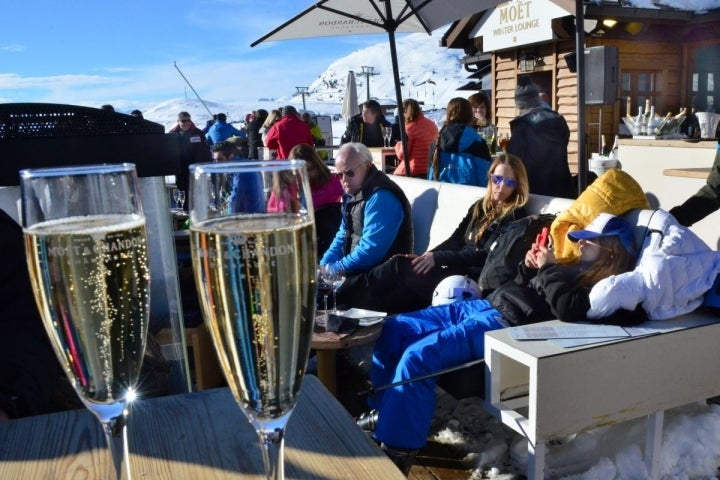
[0,375,405,479]
[311,323,382,395]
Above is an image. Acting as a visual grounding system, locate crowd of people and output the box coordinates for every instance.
[3,91,719,480]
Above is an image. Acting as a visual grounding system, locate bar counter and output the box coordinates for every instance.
[0,375,405,479]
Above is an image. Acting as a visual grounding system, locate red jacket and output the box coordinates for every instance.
[394,114,438,177]
[264,115,315,159]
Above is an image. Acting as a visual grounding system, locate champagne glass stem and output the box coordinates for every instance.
[102,414,130,480]
[323,294,329,322]
[259,428,285,480]
[332,287,338,313]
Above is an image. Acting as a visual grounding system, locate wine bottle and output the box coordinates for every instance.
[654,112,673,136]
[609,135,619,160]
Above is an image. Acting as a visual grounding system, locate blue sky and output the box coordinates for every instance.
[0,0,393,111]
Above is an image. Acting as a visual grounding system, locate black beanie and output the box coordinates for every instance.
[515,76,541,110]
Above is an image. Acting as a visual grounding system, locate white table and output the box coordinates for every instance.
[484,314,720,479]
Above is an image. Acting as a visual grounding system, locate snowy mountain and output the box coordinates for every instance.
[142,31,468,132]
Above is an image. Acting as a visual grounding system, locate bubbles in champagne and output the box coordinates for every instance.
[25,214,150,404]
[190,214,316,420]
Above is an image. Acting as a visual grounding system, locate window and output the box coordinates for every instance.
[690,46,719,112]
[620,71,657,117]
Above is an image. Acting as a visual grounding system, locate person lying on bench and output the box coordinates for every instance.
[336,153,529,314]
[357,213,645,475]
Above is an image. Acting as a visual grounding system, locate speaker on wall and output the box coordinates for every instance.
[563,46,618,105]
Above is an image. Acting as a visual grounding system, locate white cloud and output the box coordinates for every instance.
[0,44,26,52]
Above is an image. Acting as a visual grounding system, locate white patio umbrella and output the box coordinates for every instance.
[341,70,360,124]
[251,0,495,176]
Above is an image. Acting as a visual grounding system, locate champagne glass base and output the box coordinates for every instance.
[251,412,293,480]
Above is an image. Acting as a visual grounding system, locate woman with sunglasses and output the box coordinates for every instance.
[335,153,529,315]
[359,212,642,474]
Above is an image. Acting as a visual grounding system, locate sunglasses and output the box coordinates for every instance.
[338,164,364,179]
[179,119,191,124]
[490,174,518,188]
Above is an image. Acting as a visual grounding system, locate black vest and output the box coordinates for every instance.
[342,165,414,262]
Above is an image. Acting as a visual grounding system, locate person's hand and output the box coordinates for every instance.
[411,252,436,274]
[524,247,540,269]
[534,244,556,269]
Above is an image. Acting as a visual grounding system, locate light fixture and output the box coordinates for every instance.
[518,52,535,73]
[602,18,618,28]
[625,21,644,35]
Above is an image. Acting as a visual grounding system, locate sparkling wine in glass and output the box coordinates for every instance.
[21,163,151,480]
[189,160,317,480]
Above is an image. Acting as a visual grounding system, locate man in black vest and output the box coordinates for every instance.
[320,143,413,307]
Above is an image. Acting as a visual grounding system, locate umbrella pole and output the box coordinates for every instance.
[384,2,411,176]
[575,0,588,194]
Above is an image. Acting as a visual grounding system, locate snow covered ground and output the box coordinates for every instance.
[432,391,720,479]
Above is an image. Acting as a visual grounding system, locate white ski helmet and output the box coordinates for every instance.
[432,275,481,306]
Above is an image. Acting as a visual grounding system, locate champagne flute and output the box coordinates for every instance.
[189,160,317,480]
[383,127,393,147]
[20,163,150,480]
[321,264,346,314]
[173,188,181,209]
[316,266,332,329]
[176,189,186,210]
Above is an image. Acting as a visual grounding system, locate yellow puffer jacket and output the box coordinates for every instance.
[551,168,649,263]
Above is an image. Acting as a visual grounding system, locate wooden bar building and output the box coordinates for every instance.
[441,0,720,172]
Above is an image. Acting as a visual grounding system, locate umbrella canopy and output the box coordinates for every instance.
[341,70,360,123]
[251,0,494,176]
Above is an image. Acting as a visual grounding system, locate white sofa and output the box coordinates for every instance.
[390,175,574,254]
[389,175,720,480]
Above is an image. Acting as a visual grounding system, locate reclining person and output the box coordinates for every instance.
[336,153,529,314]
[357,213,645,474]
[320,143,413,300]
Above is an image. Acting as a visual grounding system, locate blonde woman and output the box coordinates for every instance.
[336,154,529,314]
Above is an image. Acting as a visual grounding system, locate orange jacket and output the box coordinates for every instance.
[394,114,438,177]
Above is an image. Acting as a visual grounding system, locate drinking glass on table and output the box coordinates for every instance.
[176,189,186,210]
[320,263,346,314]
[498,132,510,152]
[189,160,317,480]
[316,266,333,329]
[20,163,151,480]
[383,126,393,148]
[481,126,496,154]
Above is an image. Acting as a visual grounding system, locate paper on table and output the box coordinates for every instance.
[341,308,387,319]
[508,324,629,341]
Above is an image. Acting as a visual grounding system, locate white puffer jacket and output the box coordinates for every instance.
[588,209,720,320]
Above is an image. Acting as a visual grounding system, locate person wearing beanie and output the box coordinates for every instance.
[507,76,576,198]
